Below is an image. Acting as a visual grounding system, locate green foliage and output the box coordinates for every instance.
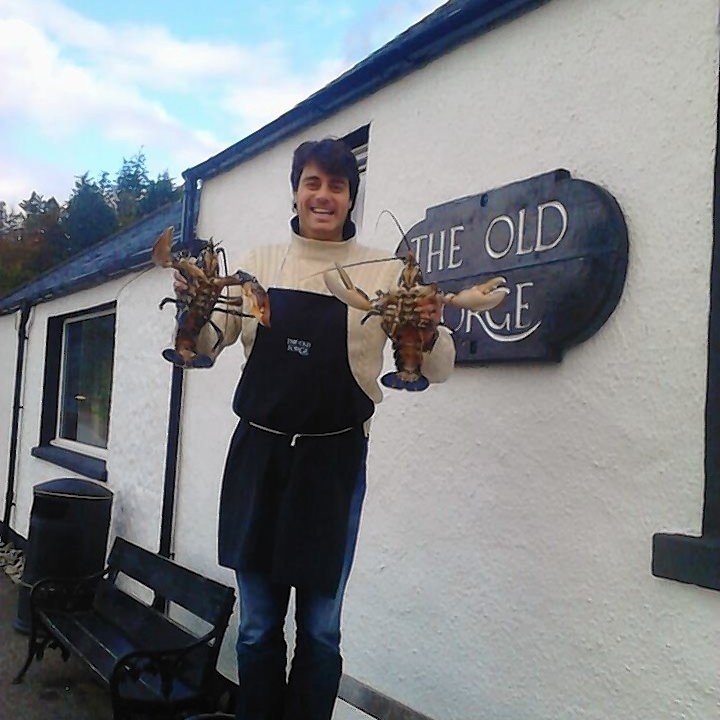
[115,151,181,226]
[140,171,181,217]
[0,150,180,298]
[116,150,150,227]
[62,173,119,256]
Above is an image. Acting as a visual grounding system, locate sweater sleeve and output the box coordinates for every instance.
[421,326,456,383]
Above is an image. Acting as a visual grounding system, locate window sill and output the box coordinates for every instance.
[652,533,720,592]
[31,445,107,482]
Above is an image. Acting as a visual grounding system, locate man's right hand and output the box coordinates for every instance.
[173,270,190,295]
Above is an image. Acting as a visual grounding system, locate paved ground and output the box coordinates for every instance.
[0,568,113,720]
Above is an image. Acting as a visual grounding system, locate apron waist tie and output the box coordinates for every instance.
[247,421,355,447]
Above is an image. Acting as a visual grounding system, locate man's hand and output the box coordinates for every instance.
[414,291,443,352]
[173,269,189,295]
[414,291,443,326]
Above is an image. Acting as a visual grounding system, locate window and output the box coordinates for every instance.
[32,303,116,480]
[57,310,115,450]
[342,125,370,233]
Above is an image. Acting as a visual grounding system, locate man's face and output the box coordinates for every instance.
[294,161,351,242]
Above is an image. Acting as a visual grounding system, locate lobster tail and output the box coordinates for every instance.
[161,348,214,369]
[381,372,429,392]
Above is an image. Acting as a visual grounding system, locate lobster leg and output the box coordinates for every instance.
[158,297,180,310]
[212,307,253,318]
[207,319,225,352]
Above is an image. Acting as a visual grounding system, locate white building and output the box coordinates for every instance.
[1,1,718,718]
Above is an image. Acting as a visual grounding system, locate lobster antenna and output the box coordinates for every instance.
[376,209,414,257]
[376,208,426,284]
[305,255,403,280]
[305,209,414,281]
[114,266,154,301]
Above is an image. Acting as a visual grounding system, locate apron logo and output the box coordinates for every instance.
[287,338,311,357]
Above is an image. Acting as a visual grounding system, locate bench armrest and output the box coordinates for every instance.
[110,631,217,701]
[29,569,108,615]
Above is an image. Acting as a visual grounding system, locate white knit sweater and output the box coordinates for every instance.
[196,228,456,403]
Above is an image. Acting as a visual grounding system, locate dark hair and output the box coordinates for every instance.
[290,138,360,210]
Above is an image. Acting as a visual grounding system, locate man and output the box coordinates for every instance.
[187,138,455,719]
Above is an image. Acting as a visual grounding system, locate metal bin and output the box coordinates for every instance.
[15,477,113,633]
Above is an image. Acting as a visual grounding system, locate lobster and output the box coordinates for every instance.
[152,226,270,368]
[324,252,508,391]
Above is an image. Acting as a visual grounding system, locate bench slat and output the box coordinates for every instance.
[93,582,212,690]
[42,609,196,703]
[108,538,234,626]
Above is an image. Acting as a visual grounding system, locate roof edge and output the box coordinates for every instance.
[184,0,547,181]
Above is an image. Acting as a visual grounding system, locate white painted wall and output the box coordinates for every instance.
[180,1,720,718]
[0,270,176,550]
[0,1,717,719]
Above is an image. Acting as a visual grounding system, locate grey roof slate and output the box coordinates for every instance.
[0,201,181,315]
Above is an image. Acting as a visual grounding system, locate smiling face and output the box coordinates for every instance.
[294,161,352,242]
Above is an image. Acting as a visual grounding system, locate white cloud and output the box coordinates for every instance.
[0,0,345,138]
[0,0,447,204]
[0,16,224,154]
[0,150,75,207]
[221,55,348,135]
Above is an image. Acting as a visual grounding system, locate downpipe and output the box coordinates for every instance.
[157,175,199,563]
[1,302,32,544]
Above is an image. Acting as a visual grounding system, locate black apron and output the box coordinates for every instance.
[218,288,374,597]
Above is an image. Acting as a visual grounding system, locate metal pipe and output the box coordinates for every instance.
[2,302,31,543]
[157,175,199,561]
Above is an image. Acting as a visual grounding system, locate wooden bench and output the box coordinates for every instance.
[14,537,236,720]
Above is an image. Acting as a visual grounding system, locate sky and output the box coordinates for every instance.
[0,0,447,209]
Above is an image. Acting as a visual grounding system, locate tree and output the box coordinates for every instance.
[61,173,118,256]
[0,201,24,242]
[115,150,150,227]
[19,192,66,266]
[115,152,180,225]
[0,150,180,297]
[98,171,115,207]
[140,171,181,216]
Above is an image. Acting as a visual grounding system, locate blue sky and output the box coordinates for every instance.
[0,0,446,207]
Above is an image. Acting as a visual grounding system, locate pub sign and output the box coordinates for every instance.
[399,170,629,362]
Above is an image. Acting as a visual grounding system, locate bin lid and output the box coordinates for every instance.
[34,477,113,500]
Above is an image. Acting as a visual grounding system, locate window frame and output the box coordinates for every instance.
[342,125,370,232]
[32,301,117,481]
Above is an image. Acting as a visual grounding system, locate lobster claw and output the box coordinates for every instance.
[220,270,271,327]
[443,277,509,311]
[324,264,373,311]
[151,226,175,268]
[241,281,271,327]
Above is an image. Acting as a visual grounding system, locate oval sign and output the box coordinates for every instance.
[397,169,629,363]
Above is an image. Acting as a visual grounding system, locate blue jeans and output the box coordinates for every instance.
[235,466,366,720]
